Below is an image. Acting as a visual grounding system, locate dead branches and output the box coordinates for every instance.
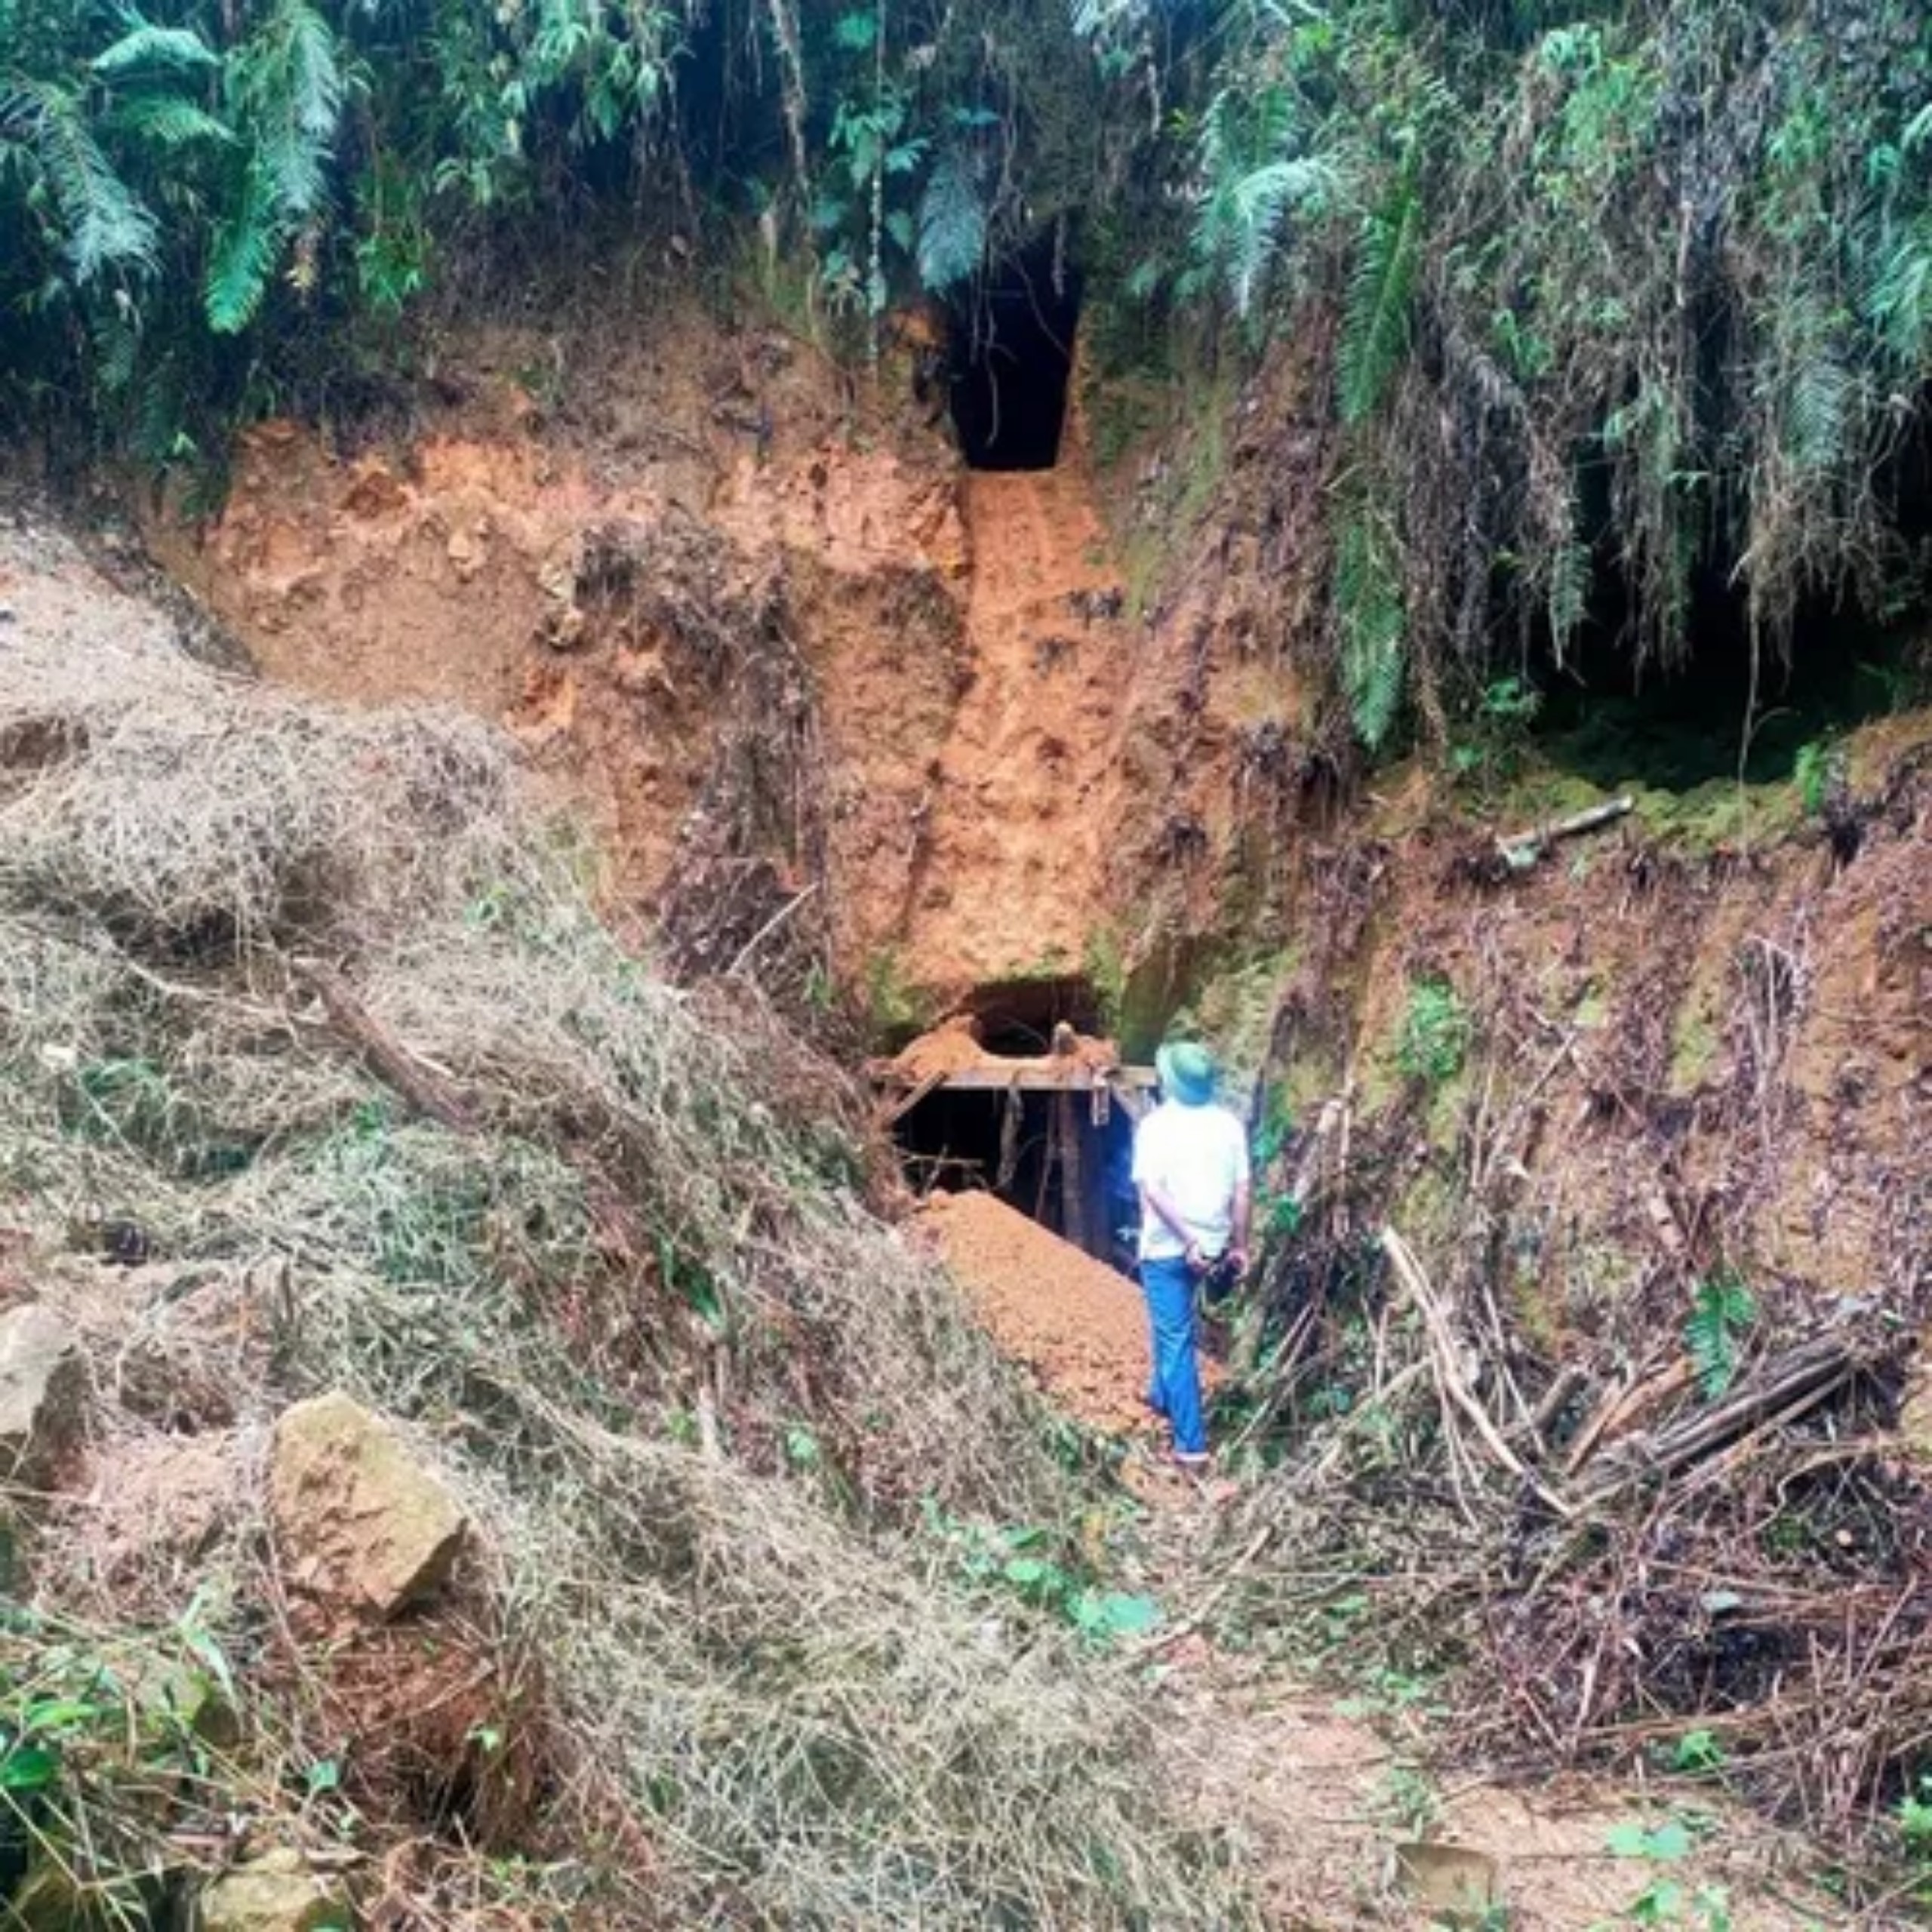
[293,958,476,1134]
[1229,1232,1921,1863]
[1380,1226,1573,1518]
[1495,793,1635,869]
[1582,1331,1871,1498]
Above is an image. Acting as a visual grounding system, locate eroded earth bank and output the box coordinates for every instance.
[2,284,1927,1930]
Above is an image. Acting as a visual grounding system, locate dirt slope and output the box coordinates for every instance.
[900,468,1137,989]
[916,1188,1152,1431]
[137,306,1291,1014]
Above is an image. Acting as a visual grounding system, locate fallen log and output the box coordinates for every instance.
[1582,1331,1870,1497]
[1497,794,1634,867]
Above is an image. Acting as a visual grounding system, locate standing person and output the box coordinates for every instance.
[1132,1041,1251,1471]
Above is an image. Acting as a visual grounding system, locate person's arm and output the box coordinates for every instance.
[1139,1182,1204,1266]
[1229,1178,1253,1275]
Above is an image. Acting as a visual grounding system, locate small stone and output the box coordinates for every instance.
[199,1847,346,1932]
[0,1305,83,1483]
[270,1391,467,1617]
[542,604,588,651]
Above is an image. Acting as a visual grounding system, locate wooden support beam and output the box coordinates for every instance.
[869,1064,1158,1094]
[1057,1088,1086,1251]
[878,1068,946,1127]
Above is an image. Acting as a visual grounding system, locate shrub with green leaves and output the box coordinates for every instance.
[1397,978,1471,1086]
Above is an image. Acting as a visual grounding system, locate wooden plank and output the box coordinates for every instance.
[878,1068,947,1127]
[871,1064,1158,1093]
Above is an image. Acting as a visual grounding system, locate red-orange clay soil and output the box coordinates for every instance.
[917,1191,1148,1430]
[899,467,1138,990]
[916,1189,1223,1435]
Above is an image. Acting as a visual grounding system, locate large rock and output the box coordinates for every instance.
[270,1391,466,1617]
[198,1847,346,1932]
[0,1304,83,1482]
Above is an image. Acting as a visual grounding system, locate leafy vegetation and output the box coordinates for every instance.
[1684,1272,1758,1400]
[1087,0,1932,748]
[0,1601,257,1929]
[1397,977,1471,1085]
[5,1,1928,735]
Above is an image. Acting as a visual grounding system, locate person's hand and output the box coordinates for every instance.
[1184,1241,1206,1272]
[1228,1245,1250,1278]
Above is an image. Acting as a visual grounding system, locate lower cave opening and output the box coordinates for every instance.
[1518,505,1924,794]
[890,977,1141,1272]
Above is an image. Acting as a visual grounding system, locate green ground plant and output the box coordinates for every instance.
[1684,1274,1758,1401]
[1398,979,1472,1086]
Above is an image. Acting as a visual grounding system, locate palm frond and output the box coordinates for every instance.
[0,80,158,280]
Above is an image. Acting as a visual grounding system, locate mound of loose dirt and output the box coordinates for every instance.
[917,1189,1159,1434]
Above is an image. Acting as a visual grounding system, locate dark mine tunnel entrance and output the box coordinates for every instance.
[945,233,1082,471]
[888,978,1147,1273]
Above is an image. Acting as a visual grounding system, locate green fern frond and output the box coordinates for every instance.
[237,0,344,221]
[916,149,984,291]
[1546,535,1590,655]
[1221,155,1340,315]
[1336,497,1407,749]
[1684,1274,1756,1401]
[92,20,220,79]
[112,94,235,148]
[90,303,140,395]
[204,160,278,332]
[129,352,188,466]
[1189,78,1338,318]
[1866,220,1932,366]
[1784,347,1851,475]
[202,0,343,332]
[1339,180,1421,426]
[0,80,158,279]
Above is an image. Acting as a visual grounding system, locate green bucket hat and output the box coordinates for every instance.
[1155,1041,1217,1107]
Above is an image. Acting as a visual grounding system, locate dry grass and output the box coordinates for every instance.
[0,605,1242,1926]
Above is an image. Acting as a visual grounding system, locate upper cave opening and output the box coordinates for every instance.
[944,235,1082,472]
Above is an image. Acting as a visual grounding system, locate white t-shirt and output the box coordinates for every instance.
[1131,1100,1251,1261]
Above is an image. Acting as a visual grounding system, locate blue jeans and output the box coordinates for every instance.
[1140,1256,1206,1457]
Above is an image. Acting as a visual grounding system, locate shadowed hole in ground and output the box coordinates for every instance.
[944,234,1082,472]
